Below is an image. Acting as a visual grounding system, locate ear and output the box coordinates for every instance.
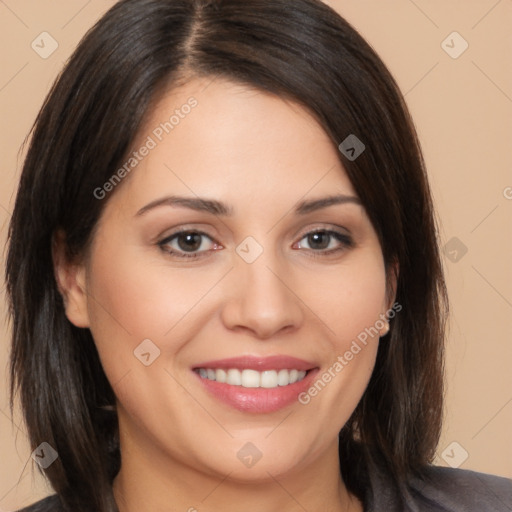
[385,257,399,310]
[377,259,400,338]
[52,230,90,328]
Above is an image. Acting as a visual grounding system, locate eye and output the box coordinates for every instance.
[158,230,222,259]
[157,228,353,260]
[294,229,354,256]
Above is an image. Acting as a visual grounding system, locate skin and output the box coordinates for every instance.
[54,77,396,512]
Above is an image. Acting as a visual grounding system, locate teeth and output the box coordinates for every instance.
[197,368,307,388]
[227,368,242,386]
[261,370,278,388]
[277,369,289,386]
[241,369,260,388]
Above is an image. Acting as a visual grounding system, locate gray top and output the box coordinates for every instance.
[366,462,512,511]
[18,463,512,511]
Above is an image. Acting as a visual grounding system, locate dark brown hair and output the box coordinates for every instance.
[6,0,448,510]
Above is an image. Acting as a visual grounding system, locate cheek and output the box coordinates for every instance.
[295,252,386,421]
[306,251,388,344]
[84,239,220,379]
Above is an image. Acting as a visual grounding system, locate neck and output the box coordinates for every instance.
[112,431,362,512]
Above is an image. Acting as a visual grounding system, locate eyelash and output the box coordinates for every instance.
[157,228,354,260]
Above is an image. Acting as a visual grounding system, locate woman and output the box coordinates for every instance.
[6,0,511,511]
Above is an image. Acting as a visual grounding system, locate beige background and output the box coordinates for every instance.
[0,0,511,509]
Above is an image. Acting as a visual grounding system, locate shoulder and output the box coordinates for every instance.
[15,495,63,512]
[363,452,512,512]
[407,465,512,512]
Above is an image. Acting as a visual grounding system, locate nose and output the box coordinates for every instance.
[220,253,304,340]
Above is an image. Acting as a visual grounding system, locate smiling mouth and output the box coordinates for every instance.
[194,368,309,388]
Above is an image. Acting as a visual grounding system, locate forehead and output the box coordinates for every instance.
[104,77,358,216]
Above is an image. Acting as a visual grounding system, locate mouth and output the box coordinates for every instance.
[192,355,318,413]
[194,368,308,388]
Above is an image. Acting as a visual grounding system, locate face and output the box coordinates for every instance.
[60,77,394,484]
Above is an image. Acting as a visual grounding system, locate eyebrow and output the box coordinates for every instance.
[135,193,362,217]
[294,194,362,214]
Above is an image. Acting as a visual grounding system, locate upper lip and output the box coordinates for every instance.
[193,355,317,372]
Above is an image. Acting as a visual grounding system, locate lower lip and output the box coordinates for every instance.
[194,369,319,413]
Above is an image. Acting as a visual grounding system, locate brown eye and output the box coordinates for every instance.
[296,230,353,253]
[158,230,221,259]
[305,231,331,250]
[176,232,203,252]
